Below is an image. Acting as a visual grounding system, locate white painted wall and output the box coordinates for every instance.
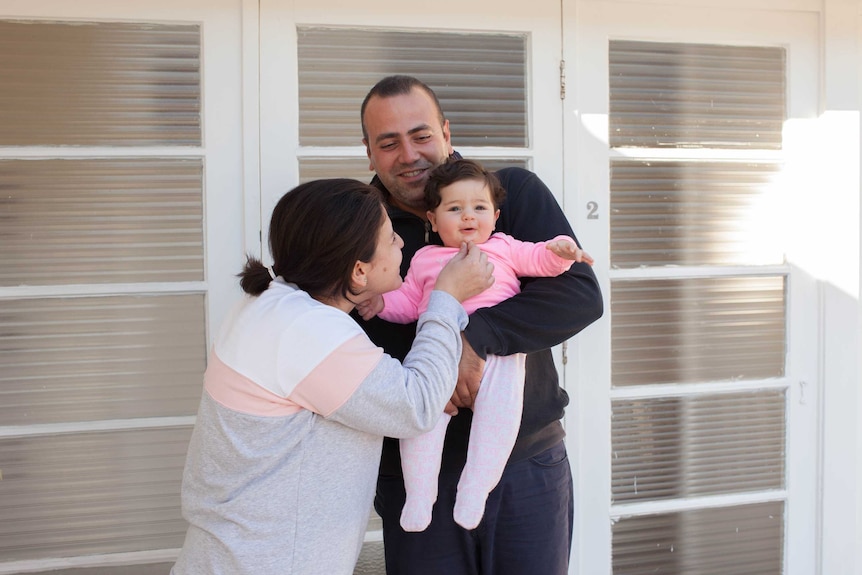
[0,0,859,573]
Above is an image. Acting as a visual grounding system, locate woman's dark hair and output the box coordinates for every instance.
[424,158,506,211]
[239,179,385,299]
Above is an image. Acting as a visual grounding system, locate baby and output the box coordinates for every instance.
[358,158,593,531]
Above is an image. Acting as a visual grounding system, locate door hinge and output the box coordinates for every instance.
[562,340,568,365]
[559,59,566,100]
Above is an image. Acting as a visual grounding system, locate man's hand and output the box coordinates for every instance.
[448,333,484,412]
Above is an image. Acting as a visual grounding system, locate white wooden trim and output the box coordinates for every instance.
[608,265,790,280]
[0,417,197,439]
[611,489,788,519]
[242,0,263,260]
[609,378,790,400]
[567,2,823,573]
[0,283,208,300]
[816,2,861,573]
[0,551,181,575]
[0,148,204,158]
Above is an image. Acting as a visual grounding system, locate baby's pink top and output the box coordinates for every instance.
[380,232,575,324]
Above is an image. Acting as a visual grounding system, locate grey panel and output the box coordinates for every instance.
[0,158,204,286]
[298,157,529,185]
[353,540,385,575]
[609,41,785,149]
[610,160,784,268]
[0,427,191,561]
[0,20,201,147]
[612,390,785,503]
[611,276,786,387]
[0,294,206,425]
[612,502,784,575]
[298,27,527,147]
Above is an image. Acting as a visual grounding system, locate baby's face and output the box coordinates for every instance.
[427,178,499,248]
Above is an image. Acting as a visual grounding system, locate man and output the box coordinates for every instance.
[357,75,603,574]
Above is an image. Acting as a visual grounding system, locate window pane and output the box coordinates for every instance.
[612,502,784,575]
[297,27,527,147]
[609,41,785,149]
[610,160,784,268]
[0,20,201,146]
[0,294,206,425]
[0,158,204,286]
[298,157,528,184]
[611,276,786,387]
[0,427,190,561]
[612,390,785,503]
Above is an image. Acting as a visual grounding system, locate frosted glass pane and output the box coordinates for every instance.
[0,427,190,561]
[0,158,204,286]
[613,502,783,575]
[0,294,206,425]
[353,541,385,575]
[298,27,527,147]
[0,20,200,146]
[610,160,784,267]
[298,157,528,185]
[298,158,378,185]
[612,390,785,503]
[612,276,785,386]
[610,41,785,149]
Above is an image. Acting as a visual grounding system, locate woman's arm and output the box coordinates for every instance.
[327,291,467,437]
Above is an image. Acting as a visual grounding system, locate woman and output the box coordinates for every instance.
[171,179,493,575]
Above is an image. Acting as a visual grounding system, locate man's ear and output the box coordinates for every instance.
[427,211,438,232]
[363,139,375,172]
[442,119,454,155]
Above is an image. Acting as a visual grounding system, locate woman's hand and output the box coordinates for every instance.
[433,242,495,303]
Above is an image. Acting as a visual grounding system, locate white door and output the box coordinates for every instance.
[0,0,243,572]
[566,2,820,574]
[256,0,571,569]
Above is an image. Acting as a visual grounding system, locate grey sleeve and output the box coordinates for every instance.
[327,290,466,438]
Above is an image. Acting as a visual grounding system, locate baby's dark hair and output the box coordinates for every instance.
[424,158,506,212]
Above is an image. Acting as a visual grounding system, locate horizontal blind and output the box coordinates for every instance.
[609,41,785,149]
[298,157,528,184]
[0,294,206,425]
[0,427,190,561]
[610,160,784,268]
[608,39,790,575]
[612,501,784,575]
[0,19,204,571]
[297,27,527,147]
[0,158,204,286]
[612,390,785,503]
[0,20,201,147]
[611,276,786,387]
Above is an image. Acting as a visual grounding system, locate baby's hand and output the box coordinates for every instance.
[356,295,385,320]
[547,239,594,265]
